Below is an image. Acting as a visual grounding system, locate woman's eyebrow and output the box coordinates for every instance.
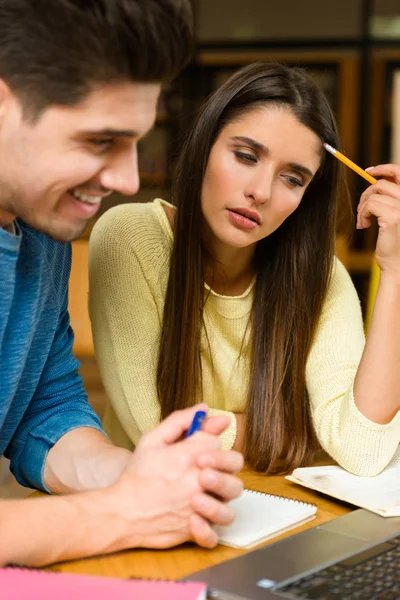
[287,163,315,179]
[231,136,316,178]
[230,135,266,154]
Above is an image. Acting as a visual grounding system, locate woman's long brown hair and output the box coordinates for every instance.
[157,62,345,472]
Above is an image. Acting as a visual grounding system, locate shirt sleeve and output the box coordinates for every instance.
[306,259,400,476]
[6,252,103,492]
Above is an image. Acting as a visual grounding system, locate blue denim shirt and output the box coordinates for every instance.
[0,222,103,491]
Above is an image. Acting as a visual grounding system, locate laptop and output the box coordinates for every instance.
[184,508,400,599]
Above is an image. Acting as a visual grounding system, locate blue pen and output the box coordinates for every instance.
[185,410,207,437]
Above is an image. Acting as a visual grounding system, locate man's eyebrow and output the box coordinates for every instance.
[231,136,315,178]
[79,128,138,138]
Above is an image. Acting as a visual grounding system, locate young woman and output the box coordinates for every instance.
[89,63,400,476]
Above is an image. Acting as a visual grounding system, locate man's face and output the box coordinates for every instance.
[0,81,161,241]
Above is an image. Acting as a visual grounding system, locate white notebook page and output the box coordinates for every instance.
[287,446,400,517]
[215,489,317,549]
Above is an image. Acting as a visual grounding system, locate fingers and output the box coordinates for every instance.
[197,449,244,474]
[198,468,244,502]
[358,194,400,230]
[191,492,236,529]
[141,404,208,447]
[357,178,400,230]
[365,164,400,184]
[189,514,219,548]
[184,430,221,455]
[201,414,232,436]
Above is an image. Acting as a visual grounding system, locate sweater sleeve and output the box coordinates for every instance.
[306,259,400,476]
[89,205,238,451]
[89,206,164,447]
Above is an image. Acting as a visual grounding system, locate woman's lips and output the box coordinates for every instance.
[227,208,260,230]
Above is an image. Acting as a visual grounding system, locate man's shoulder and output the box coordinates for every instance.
[18,220,71,260]
[18,220,69,249]
[18,221,72,295]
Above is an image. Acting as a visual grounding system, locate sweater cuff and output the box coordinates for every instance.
[348,388,400,431]
[207,408,237,450]
[317,388,400,476]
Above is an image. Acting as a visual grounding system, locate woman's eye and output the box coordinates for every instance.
[285,175,304,188]
[234,151,257,164]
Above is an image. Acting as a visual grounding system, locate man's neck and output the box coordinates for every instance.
[3,220,15,234]
[0,207,17,231]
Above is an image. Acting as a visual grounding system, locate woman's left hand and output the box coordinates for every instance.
[357,164,400,282]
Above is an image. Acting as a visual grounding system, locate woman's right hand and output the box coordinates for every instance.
[357,164,400,283]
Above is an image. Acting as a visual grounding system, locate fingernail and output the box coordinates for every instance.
[365,166,375,171]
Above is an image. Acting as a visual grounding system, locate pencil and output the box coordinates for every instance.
[323,143,377,185]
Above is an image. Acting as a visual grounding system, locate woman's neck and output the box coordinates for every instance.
[204,238,256,296]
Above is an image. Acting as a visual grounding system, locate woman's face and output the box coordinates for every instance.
[201,105,322,252]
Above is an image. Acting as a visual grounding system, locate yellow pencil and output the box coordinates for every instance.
[323,143,377,185]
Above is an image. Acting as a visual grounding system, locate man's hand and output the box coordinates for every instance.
[107,404,244,549]
[0,405,243,567]
[44,428,132,493]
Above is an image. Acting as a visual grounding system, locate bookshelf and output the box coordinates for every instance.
[76,0,400,309]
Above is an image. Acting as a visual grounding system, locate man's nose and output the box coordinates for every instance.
[99,149,140,197]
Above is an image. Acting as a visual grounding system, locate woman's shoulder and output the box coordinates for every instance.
[328,257,358,296]
[89,200,175,286]
[90,199,173,258]
[322,257,363,319]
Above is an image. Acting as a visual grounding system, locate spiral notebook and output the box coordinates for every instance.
[214,489,317,549]
[0,568,207,600]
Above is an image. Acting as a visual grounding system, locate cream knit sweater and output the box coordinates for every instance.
[88,199,400,476]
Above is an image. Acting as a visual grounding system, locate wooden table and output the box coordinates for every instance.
[47,459,352,581]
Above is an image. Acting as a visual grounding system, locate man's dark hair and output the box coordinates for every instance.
[0,0,193,120]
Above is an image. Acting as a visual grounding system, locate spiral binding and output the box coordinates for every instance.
[244,488,317,509]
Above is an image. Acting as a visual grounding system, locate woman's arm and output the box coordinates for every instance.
[88,205,166,446]
[354,164,400,423]
[306,258,400,476]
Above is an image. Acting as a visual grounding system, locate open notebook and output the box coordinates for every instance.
[214,489,317,549]
[286,446,400,517]
[0,568,207,600]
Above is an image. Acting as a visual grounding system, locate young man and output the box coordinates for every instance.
[0,0,243,566]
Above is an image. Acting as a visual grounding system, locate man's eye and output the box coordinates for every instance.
[89,138,114,150]
[234,151,257,164]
